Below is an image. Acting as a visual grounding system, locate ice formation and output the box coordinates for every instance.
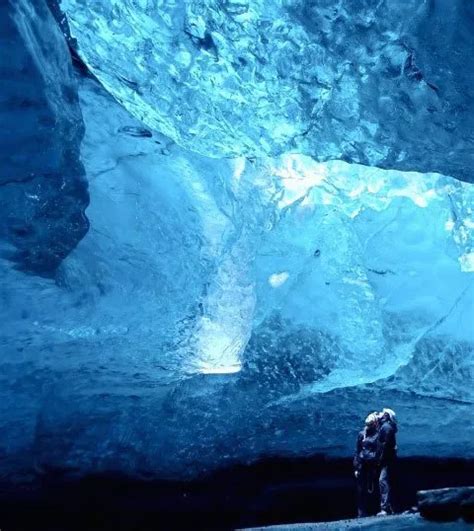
[0,0,89,275]
[61,0,474,181]
[0,0,473,480]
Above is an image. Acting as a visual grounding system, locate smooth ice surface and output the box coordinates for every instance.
[0,0,89,275]
[61,0,474,181]
[1,67,473,480]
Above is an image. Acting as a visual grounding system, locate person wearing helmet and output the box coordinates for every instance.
[353,412,380,517]
[377,408,398,516]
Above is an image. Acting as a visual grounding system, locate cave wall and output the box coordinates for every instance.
[0,0,89,275]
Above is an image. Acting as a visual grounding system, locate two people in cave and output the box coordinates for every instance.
[354,408,398,518]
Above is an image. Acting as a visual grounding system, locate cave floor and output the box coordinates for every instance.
[1,459,473,530]
[243,514,471,530]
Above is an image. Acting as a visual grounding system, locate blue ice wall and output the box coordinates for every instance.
[61,0,474,181]
[0,0,89,275]
[0,1,473,482]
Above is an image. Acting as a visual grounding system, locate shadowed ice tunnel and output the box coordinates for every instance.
[0,0,473,528]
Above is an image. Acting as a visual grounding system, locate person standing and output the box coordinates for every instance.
[377,408,398,516]
[353,412,380,517]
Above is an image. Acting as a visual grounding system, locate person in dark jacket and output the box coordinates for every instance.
[353,412,380,517]
[377,408,398,515]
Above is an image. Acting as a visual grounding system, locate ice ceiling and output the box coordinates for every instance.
[0,0,473,480]
[62,0,474,180]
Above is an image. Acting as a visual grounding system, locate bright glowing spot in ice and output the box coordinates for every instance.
[25,193,40,201]
[322,195,333,205]
[233,157,246,183]
[195,318,243,374]
[269,272,289,287]
[273,155,327,208]
[300,195,314,208]
[367,178,384,194]
[459,252,474,273]
[388,179,434,208]
[348,183,365,198]
[349,206,362,218]
[445,219,455,231]
[411,195,428,208]
[199,364,242,375]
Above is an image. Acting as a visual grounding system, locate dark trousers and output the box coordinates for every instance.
[379,464,394,513]
[356,465,378,517]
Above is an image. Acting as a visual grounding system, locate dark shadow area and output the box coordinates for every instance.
[0,457,473,530]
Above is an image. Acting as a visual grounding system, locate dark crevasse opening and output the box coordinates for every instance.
[0,0,473,529]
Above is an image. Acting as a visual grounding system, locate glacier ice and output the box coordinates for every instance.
[0,0,473,482]
[0,0,89,275]
[61,0,474,181]
[1,69,473,479]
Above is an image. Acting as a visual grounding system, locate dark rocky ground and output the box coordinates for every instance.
[0,457,473,530]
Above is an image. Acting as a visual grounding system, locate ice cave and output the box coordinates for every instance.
[0,0,473,529]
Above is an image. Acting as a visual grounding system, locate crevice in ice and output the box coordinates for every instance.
[361,210,399,255]
[415,285,471,352]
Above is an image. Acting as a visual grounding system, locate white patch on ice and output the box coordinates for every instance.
[459,252,474,273]
[269,272,289,288]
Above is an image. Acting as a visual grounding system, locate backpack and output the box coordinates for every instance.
[359,433,379,464]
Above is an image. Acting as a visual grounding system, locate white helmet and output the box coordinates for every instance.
[381,408,397,422]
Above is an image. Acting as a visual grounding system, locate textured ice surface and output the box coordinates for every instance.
[243,514,473,530]
[0,0,89,275]
[253,158,474,398]
[61,0,474,181]
[1,68,473,480]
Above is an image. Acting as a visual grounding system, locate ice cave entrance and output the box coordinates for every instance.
[181,154,473,394]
